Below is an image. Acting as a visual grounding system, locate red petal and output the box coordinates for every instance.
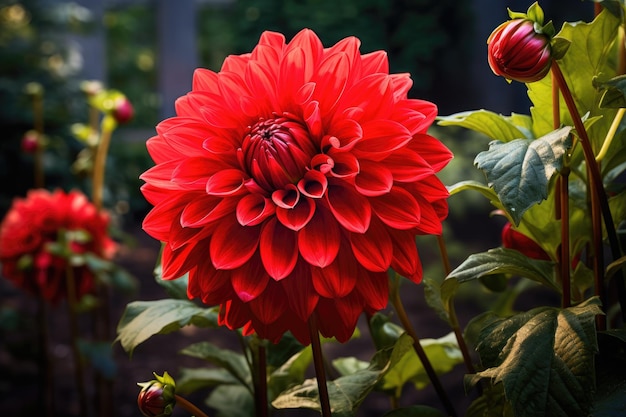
[281,261,318,322]
[354,160,393,197]
[219,299,252,330]
[370,186,421,230]
[315,297,360,342]
[322,118,362,152]
[171,157,224,190]
[311,244,357,298]
[353,120,412,161]
[272,184,300,209]
[180,196,238,228]
[206,169,247,196]
[326,180,371,233]
[298,206,340,267]
[388,228,422,283]
[407,134,453,172]
[192,260,234,305]
[276,196,315,231]
[192,68,219,92]
[384,148,434,182]
[162,122,212,156]
[231,253,270,302]
[285,29,323,81]
[360,50,389,75]
[210,217,260,270]
[297,170,327,199]
[161,242,198,280]
[326,150,360,179]
[313,52,349,113]
[140,161,179,190]
[248,280,288,325]
[236,194,275,226]
[260,218,298,280]
[355,270,389,311]
[143,196,187,241]
[350,217,393,272]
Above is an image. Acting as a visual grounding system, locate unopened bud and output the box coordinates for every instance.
[137,372,176,417]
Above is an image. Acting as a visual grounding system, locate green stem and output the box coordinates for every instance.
[37,297,54,417]
[32,92,45,188]
[92,121,113,211]
[559,168,571,308]
[437,235,474,374]
[252,338,268,417]
[175,394,211,417]
[391,285,457,417]
[596,107,625,163]
[65,265,89,416]
[551,61,623,322]
[308,314,332,417]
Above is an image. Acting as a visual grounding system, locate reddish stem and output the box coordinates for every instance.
[308,314,332,417]
[175,394,211,417]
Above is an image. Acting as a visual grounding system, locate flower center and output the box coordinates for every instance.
[242,113,316,191]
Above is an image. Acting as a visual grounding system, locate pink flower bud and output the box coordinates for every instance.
[137,372,176,417]
[487,19,552,83]
[113,97,134,124]
[21,130,40,154]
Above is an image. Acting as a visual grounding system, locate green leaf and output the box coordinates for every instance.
[593,74,626,108]
[382,405,448,417]
[115,299,218,354]
[466,381,515,417]
[474,127,572,224]
[271,333,413,415]
[269,347,313,398]
[444,247,559,301]
[528,9,619,142]
[180,342,253,391]
[423,277,450,323]
[447,180,508,219]
[206,384,254,417]
[437,110,527,141]
[468,298,602,417]
[381,332,464,396]
[176,367,240,395]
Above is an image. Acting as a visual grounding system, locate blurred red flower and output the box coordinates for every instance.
[501,222,551,261]
[0,189,116,303]
[141,29,452,344]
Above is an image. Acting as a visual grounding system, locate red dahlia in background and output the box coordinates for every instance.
[0,189,116,303]
[141,29,452,344]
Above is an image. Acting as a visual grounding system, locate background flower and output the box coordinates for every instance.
[0,188,116,303]
[141,29,452,344]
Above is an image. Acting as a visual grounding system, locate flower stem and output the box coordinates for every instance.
[551,61,623,324]
[175,394,211,417]
[596,107,625,163]
[437,235,474,374]
[37,297,54,417]
[391,286,457,417]
[92,119,113,211]
[308,314,332,417]
[559,168,571,308]
[32,91,45,188]
[65,265,89,417]
[251,338,268,417]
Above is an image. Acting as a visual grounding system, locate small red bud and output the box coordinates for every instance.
[501,223,551,261]
[21,130,40,154]
[487,19,552,83]
[113,97,134,124]
[137,372,176,417]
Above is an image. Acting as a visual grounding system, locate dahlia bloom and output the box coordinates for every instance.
[487,19,552,83]
[0,189,116,303]
[141,29,452,344]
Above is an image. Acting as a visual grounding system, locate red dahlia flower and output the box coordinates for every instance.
[0,189,116,303]
[141,29,452,344]
[487,19,552,83]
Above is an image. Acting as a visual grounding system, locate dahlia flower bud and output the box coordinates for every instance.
[487,18,552,83]
[21,130,40,154]
[137,372,176,417]
[112,96,134,124]
[501,223,550,261]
